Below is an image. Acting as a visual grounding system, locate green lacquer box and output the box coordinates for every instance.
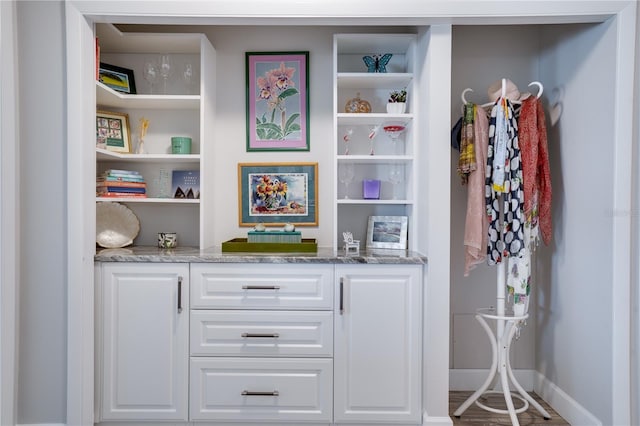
[221,238,318,253]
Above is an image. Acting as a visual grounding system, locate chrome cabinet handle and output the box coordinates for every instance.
[339,277,344,315]
[241,333,280,338]
[241,285,280,290]
[177,276,183,313]
[242,390,279,396]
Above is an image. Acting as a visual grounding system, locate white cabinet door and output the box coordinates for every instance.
[334,264,422,424]
[99,262,189,421]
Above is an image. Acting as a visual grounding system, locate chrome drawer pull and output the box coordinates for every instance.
[241,332,280,338]
[242,390,279,396]
[242,285,280,290]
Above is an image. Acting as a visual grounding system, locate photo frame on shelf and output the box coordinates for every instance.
[245,51,309,151]
[366,215,408,250]
[98,62,137,94]
[96,110,131,153]
[238,162,318,226]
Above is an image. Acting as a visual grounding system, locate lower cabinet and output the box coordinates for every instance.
[334,264,423,424]
[97,262,189,422]
[96,261,423,424]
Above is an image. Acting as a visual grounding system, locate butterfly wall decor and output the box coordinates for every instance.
[362,53,393,73]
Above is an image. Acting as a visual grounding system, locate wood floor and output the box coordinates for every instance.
[450,391,570,426]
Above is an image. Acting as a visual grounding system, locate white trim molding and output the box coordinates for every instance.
[1,1,19,425]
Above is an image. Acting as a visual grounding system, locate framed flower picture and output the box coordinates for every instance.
[238,162,318,226]
[245,52,310,151]
[96,110,131,153]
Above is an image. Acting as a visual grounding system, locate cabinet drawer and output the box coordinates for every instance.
[190,264,333,310]
[190,357,332,422]
[191,310,333,357]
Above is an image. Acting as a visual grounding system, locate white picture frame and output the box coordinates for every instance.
[366,215,408,250]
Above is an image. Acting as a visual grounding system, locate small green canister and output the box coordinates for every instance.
[171,136,192,154]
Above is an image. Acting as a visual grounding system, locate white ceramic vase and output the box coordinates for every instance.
[386,102,406,114]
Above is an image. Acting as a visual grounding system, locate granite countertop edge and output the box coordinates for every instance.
[94,246,427,265]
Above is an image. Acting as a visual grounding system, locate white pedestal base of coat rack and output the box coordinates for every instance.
[453,262,551,426]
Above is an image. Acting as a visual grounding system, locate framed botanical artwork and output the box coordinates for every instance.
[96,110,131,153]
[366,215,408,250]
[238,162,318,226]
[98,62,137,94]
[245,51,309,151]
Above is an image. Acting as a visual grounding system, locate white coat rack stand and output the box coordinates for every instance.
[453,259,551,425]
[454,80,551,426]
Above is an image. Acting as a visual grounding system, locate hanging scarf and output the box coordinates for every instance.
[485,98,525,264]
[457,103,476,184]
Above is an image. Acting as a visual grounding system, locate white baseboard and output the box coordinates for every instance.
[449,368,535,391]
[534,371,603,426]
[17,424,66,426]
[449,369,602,425]
[422,414,454,426]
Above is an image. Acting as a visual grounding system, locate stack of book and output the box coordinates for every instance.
[97,169,147,198]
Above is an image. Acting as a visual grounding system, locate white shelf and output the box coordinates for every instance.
[337,73,413,90]
[96,82,200,110]
[337,113,413,125]
[96,197,200,204]
[336,199,414,205]
[96,148,200,163]
[337,155,413,164]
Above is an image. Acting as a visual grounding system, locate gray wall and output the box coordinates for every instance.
[16,1,67,424]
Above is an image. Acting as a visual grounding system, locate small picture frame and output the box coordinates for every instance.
[96,110,131,153]
[366,215,408,250]
[98,62,137,94]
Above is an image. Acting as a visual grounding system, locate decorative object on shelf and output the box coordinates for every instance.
[221,238,318,253]
[368,124,380,155]
[342,231,360,255]
[366,215,408,250]
[362,53,392,73]
[238,162,318,226]
[388,164,404,200]
[254,222,266,232]
[284,223,295,232]
[247,229,302,243]
[136,117,149,154]
[96,202,140,248]
[157,232,177,249]
[155,168,171,198]
[171,136,192,154]
[342,128,353,155]
[171,170,200,199]
[246,51,310,151]
[98,62,137,94]
[159,54,173,94]
[383,121,406,154]
[363,179,381,200]
[344,92,371,113]
[142,60,159,94]
[387,88,407,113]
[338,163,355,199]
[182,62,195,94]
[96,110,131,153]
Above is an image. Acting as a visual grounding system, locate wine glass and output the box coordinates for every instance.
[368,125,380,155]
[183,62,194,94]
[159,54,173,94]
[388,164,403,199]
[338,163,355,199]
[142,61,159,94]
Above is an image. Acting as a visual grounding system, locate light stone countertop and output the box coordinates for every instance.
[95,245,427,265]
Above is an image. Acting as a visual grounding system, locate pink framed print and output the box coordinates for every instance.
[245,52,310,151]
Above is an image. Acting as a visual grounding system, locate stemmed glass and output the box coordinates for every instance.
[183,62,194,94]
[142,61,159,94]
[159,54,173,94]
[383,122,406,154]
[338,163,355,199]
[388,164,403,199]
[368,125,380,155]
